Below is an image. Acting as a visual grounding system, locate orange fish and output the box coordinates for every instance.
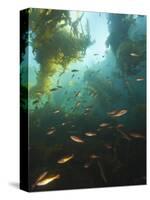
[99,123,109,128]
[70,136,84,143]
[128,133,145,139]
[32,171,48,188]
[57,154,74,164]
[108,109,128,117]
[90,154,100,159]
[85,132,97,137]
[36,174,60,186]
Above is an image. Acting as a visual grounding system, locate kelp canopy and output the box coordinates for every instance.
[27,8,93,95]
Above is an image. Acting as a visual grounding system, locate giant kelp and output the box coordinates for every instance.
[117,39,146,75]
[106,14,135,54]
[106,14,146,76]
[84,69,121,113]
[28,8,93,96]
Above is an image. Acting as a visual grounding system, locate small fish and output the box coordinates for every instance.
[57,154,74,164]
[72,74,75,78]
[33,99,39,104]
[112,109,128,117]
[75,91,81,97]
[32,171,48,188]
[99,123,109,128]
[85,107,91,112]
[93,53,99,56]
[136,77,144,82]
[47,129,56,135]
[76,102,81,107]
[36,92,42,96]
[35,171,48,183]
[85,132,97,137]
[117,128,131,141]
[57,85,63,89]
[128,133,145,139]
[53,110,60,114]
[71,69,79,72]
[36,174,60,186]
[50,88,58,92]
[61,122,66,126]
[90,154,99,159]
[108,109,128,117]
[70,136,84,143]
[84,162,91,168]
[130,52,139,57]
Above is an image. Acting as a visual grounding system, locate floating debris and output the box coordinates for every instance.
[36,174,60,186]
[70,136,84,143]
[57,154,74,164]
[85,132,97,137]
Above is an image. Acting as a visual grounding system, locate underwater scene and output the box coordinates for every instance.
[20,8,146,191]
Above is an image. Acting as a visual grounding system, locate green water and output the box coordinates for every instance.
[20,9,146,191]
